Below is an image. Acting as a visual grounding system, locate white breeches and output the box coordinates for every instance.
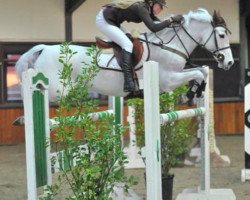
[96,9,133,53]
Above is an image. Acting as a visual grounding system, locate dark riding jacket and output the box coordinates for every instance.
[103,2,171,32]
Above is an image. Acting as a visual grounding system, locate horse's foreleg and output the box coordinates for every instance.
[183,67,209,102]
[162,69,205,92]
[161,69,206,105]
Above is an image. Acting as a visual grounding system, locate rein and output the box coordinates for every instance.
[139,32,189,61]
[139,21,231,63]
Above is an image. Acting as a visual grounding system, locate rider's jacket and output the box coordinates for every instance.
[102,2,171,33]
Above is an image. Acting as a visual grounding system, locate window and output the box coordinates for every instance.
[0,43,109,107]
[0,43,42,107]
[6,54,21,101]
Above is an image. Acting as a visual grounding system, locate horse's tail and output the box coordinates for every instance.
[15,44,46,82]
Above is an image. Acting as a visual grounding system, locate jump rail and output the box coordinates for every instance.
[143,61,235,200]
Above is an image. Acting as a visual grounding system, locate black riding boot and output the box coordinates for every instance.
[121,50,136,92]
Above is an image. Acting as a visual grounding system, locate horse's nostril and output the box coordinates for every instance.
[228,61,233,66]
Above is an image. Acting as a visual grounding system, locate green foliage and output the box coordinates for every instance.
[41,43,136,200]
[127,85,194,177]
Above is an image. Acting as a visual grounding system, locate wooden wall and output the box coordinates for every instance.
[0,108,24,144]
[214,102,244,135]
[0,102,244,145]
[0,106,129,145]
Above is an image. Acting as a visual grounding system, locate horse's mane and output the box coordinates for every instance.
[183,8,212,26]
[144,9,211,39]
[143,8,226,41]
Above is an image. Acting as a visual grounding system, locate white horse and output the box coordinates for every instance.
[15,9,234,102]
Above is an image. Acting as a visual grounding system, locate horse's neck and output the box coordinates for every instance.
[144,21,212,57]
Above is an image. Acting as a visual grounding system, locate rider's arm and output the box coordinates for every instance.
[135,4,172,32]
[150,13,161,22]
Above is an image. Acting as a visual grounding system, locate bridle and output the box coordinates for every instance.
[139,20,231,64]
[174,22,231,63]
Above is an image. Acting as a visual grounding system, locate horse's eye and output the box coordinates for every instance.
[219,34,225,39]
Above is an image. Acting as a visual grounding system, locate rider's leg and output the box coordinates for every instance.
[96,9,135,92]
[121,49,136,92]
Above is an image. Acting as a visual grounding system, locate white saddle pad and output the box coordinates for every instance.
[97,43,149,71]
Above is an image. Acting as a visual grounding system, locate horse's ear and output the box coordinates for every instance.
[213,10,221,24]
[213,10,217,22]
[213,10,216,16]
[217,10,221,17]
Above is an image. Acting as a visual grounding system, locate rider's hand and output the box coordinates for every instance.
[171,15,184,24]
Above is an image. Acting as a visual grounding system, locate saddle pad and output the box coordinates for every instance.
[97,42,149,71]
[98,53,121,70]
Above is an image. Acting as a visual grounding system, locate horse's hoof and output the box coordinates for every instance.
[125,90,144,100]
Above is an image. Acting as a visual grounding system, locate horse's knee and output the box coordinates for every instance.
[199,66,209,80]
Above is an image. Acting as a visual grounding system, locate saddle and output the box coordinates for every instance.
[95,36,144,68]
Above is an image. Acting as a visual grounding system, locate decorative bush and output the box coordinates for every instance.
[41,43,136,200]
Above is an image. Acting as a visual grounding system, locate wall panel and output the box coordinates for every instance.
[0,0,64,42]
[0,102,244,144]
[73,0,239,43]
[214,102,244,134]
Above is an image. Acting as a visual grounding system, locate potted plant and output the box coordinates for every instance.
[127,85,194,200]
[41,43,137,200]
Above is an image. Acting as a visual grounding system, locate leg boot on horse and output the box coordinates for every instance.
[121,49,136,92]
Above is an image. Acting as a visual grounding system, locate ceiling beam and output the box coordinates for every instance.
[65,0,86,41]
[65,0,86,14]
[240,0,250,16]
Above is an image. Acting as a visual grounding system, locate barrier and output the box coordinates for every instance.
[143,61,235,200]
[242,68,250,182]
[22,69,123,199]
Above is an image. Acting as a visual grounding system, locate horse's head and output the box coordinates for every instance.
[202,10,234,70]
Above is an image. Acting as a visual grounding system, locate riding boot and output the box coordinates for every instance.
[121,50,136,92]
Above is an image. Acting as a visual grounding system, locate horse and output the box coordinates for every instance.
[15,8,234,102]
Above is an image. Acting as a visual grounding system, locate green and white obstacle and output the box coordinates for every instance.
[143,61,236,200]
[23,69,51,200]
[242,68,250,182]
[22,69,123,199]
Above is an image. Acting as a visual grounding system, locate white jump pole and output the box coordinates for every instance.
[23,69,51,200]
[143,61,162,200]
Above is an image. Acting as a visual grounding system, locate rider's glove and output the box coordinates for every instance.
[171,15,184,24]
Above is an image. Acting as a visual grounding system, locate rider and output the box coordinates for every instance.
[96,0,183,92]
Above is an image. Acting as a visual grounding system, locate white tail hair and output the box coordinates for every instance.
[15,44,46,82]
